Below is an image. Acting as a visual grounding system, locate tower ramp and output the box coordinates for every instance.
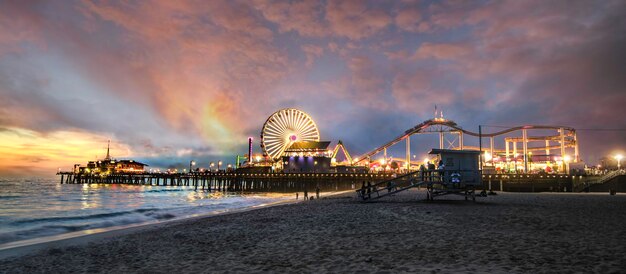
[356,170,425,201]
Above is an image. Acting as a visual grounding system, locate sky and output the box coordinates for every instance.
[1,0,625,177]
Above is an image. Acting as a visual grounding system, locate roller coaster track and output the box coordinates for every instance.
[354,118,576,164]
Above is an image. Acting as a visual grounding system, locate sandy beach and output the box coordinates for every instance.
[1,189,625,273]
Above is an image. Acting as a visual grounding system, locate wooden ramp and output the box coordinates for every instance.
[357,149,484,202]
[356,171,425,201]
[356,170,484,202]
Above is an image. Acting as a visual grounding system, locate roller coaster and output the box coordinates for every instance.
[353,112,578,173]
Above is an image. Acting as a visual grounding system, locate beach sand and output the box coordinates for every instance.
[1,189,625,273]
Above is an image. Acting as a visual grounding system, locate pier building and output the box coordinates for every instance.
[282,141,332,173]
[76,141,148,174]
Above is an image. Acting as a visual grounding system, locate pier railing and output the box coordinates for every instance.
[56,172,395,193]
[572,170,625,192]
[57,171,596,193]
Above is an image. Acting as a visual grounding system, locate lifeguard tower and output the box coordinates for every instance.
[356,149,483,201]
[424,149,482,201]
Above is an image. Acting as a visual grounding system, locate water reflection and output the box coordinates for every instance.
[0,178,293,245]
[81,183,101,209]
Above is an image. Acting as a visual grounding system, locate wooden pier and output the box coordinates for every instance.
[482,174,573,192]
[57,172,578,193]
[57,172,394,193]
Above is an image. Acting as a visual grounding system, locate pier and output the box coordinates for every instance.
[57,172,394,193]
[57,171,590,193]
[56,110,595,193]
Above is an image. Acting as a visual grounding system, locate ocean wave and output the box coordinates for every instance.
[0,211,179,245]
[0,178,291,246]
[143,188,188,193]
[0,224,91,245]
[12,208,162,224]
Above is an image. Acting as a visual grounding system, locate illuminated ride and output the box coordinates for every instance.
[355,111,579,174]
[260,108,321,161]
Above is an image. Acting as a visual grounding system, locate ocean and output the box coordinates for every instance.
[0,178,292,246]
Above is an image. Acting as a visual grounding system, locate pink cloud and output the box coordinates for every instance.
[301,44,324,67]
[391,69,455,115]
[421,0,490,31]
[411,0,626,130]
[395,7,422,32]
[1,0,625,167]
[384,49,410,60]
[253,0,328,37]
[73,0,293,145]
[326,0,392,40]
[413,42,471,60]
[256,0,393,40]
[0,1,45,56]
[327,42,339,52]
[346,56,389,108]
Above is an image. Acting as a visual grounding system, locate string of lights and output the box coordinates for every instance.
[480,125,626,131]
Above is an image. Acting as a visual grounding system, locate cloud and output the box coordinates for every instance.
[395,7,423,32]
[176,148,193,157]
[326,0,392,40]
[413,42,471,60]
[346,55,390,109]
[427,0,626,127]
[0,1,45,56]
[391,69,455,115]
[301,44,324,67]
[384,49,410,60]
[253,0,328,37]
[1,0,625,176]
[256,0,393,40]
[73,0,293,146]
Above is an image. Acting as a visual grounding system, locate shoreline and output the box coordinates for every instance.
[0,189,354,260]
[2,189,624,272]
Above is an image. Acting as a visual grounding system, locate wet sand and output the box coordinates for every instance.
[1,190,625,273]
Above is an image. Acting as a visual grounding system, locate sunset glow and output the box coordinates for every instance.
[1,0,625,176]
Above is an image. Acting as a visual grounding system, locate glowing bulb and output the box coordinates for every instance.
[484,152,492,161]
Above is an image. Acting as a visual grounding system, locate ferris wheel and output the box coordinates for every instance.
[260,108,320,161]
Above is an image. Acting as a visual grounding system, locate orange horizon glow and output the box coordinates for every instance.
[0,127,132,177]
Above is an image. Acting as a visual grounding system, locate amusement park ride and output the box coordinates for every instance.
[253,108,580,175]
[247,107,582,201]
